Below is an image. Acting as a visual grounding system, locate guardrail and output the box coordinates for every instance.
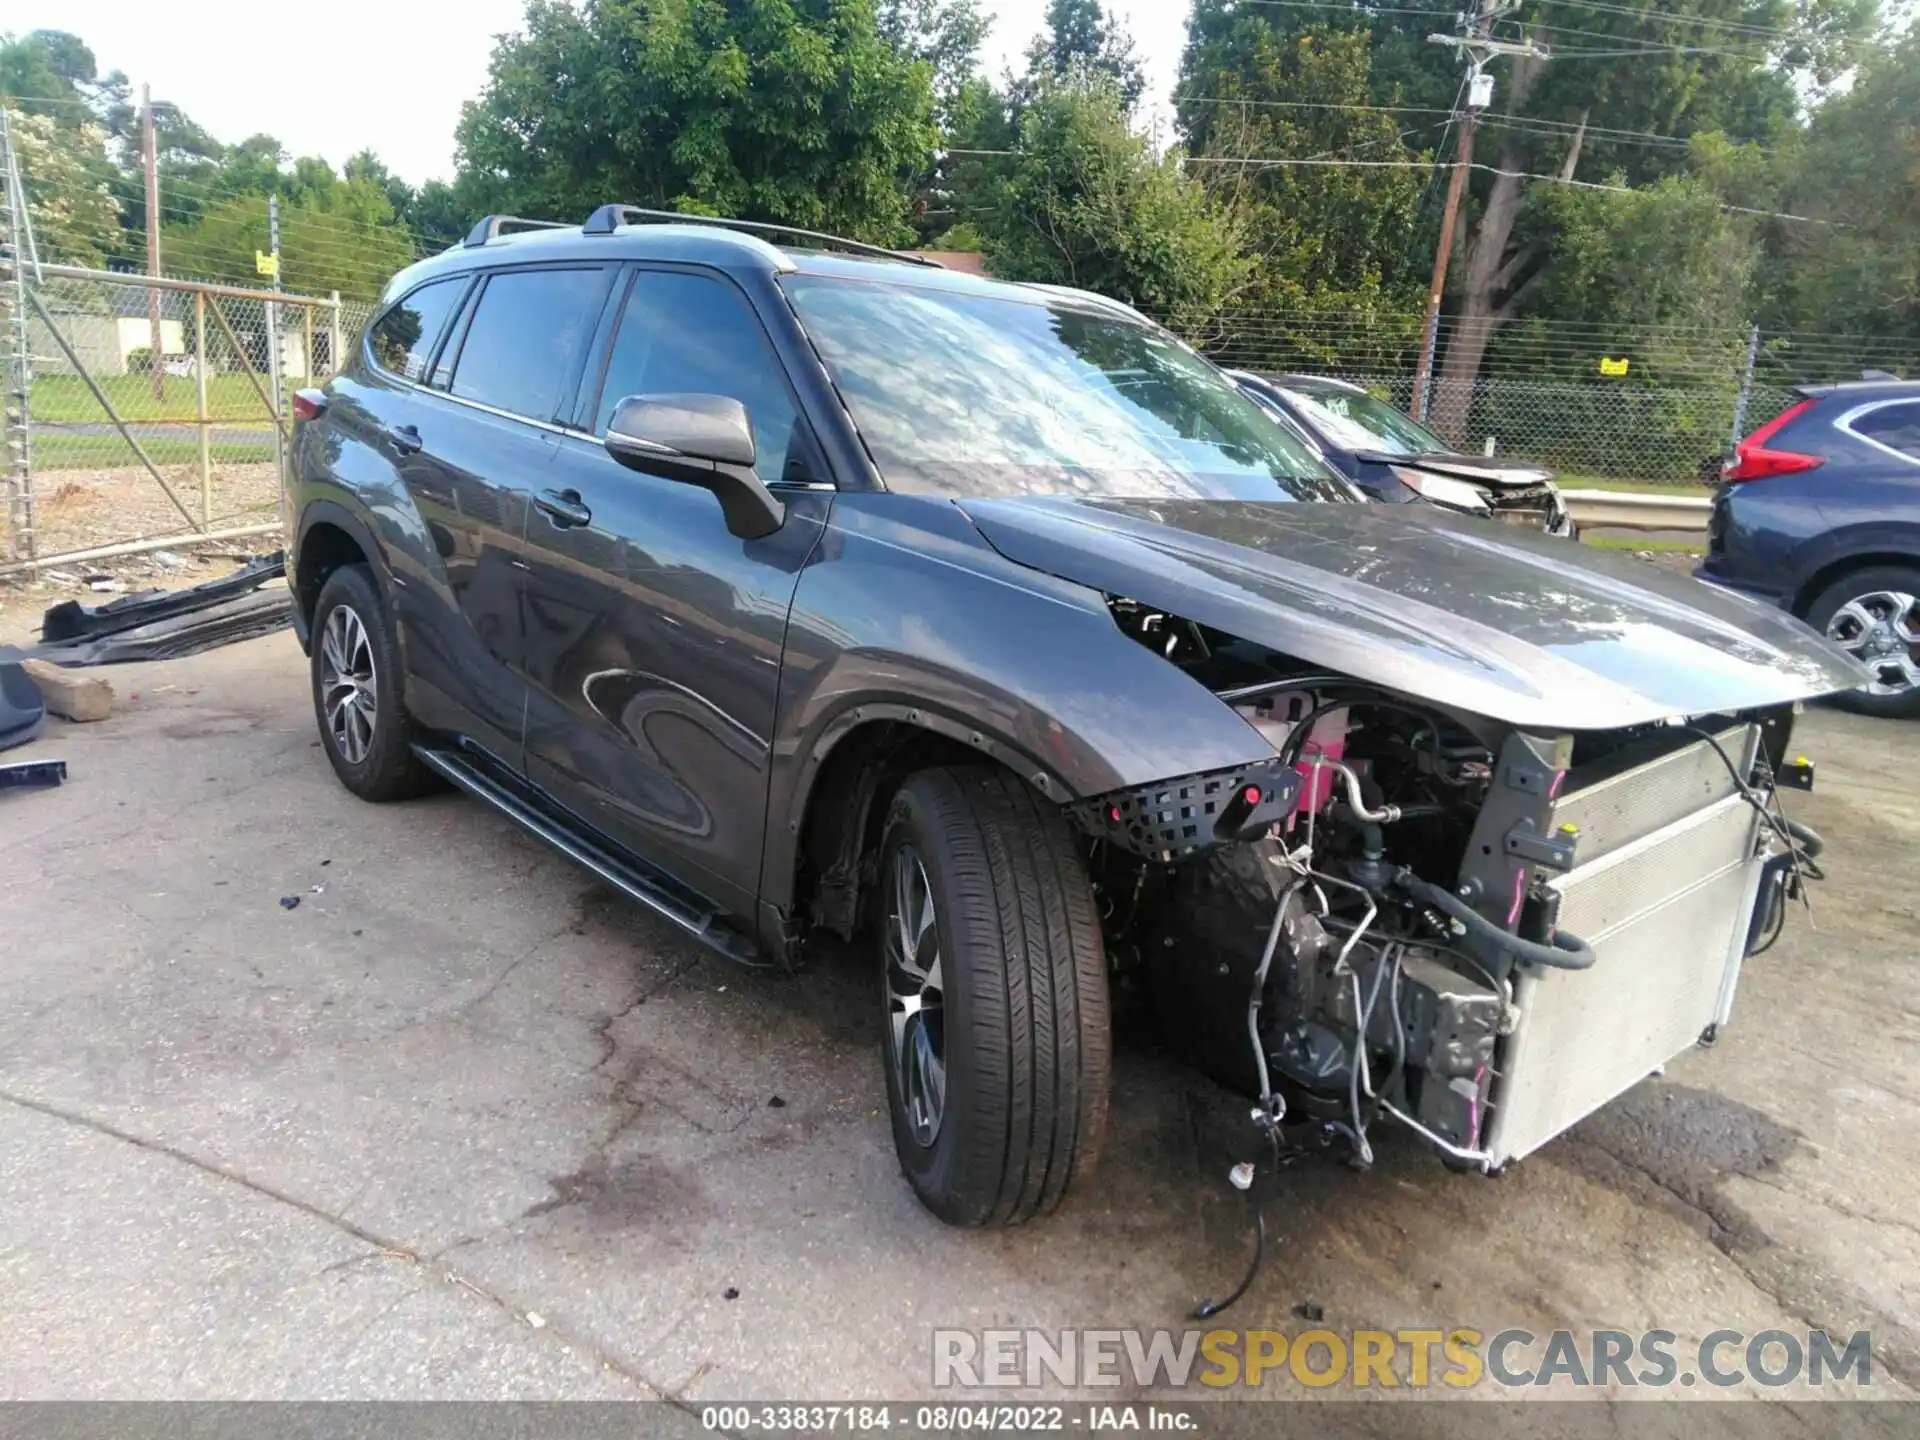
[1563,488,1712,533]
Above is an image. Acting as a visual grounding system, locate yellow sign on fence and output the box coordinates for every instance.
[255,250,279,279]
[1598,356,1630,377]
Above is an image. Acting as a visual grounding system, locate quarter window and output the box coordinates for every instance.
[368,278,466,383]
[449,267,610,423]
[1853,402,1920,462]
[594,270,813,486]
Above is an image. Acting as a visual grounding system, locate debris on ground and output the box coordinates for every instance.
[723,1287,740,1301]
[1292,1302,1324,1323]
[85,576,124,593]
[526,1312,548,1329]
[20,660,113,723]
[0,758,67,791]
[150,551,188,571]
[0,654,46,750]
[279,895,301,911]
[768,1095,787,1109]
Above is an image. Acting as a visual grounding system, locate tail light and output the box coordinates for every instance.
[1724,399,1823,483]
[292,388,329,422]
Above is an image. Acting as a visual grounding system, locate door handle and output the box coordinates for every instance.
[535,488,593,529]
[386,423,423,456]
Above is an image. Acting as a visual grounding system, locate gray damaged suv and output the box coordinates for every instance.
[287,206,1858,1232]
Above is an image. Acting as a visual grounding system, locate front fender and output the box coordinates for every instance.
[758,493,1273,913]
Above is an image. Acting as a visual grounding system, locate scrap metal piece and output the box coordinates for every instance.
[39,551,285,645]
[0,758,66,790]
[28,590,290,667]
[0,654,46,751]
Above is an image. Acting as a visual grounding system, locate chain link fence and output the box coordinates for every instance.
[1197,309,1920,486]
[2,260,372,578]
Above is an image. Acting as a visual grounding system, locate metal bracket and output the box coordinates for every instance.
[1504,818,1578,872]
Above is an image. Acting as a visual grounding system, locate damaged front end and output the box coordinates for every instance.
[1073,597,1825,1183]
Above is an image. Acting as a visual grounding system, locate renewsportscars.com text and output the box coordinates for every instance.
[931,1327,1875,1391]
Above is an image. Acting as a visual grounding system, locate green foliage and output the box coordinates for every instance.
[4,108,121,266]
[954,70,1249,333]
[878,0,988,123]
[1766,26,1920,344]
[453,0,939,246]
[1026,0,1144,112]
[1177,20,1429,303]
[164,178,417,299]
[1525,169,1762,342]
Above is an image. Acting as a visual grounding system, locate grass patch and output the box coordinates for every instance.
[30,373,284,424]
[1582,535,1705,554]
[29,432,276,470]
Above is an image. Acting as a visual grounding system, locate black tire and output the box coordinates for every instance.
[876,766,1110,1227]
[309,564,437,801]
[1803,565,1920,720]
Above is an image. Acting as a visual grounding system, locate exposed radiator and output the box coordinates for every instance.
[1485,725,1766,1166]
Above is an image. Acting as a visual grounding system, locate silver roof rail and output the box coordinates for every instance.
[463,215,570,248]
[579,204,941,267]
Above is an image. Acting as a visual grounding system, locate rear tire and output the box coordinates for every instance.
[877,767,1110,1227]
[1804,565,1920,720]
[309,564,438,801]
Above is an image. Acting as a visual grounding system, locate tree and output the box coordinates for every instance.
[345,150,416,223]
[1417,0,1876,436]
[1027,0,1144,112]
[1177,20,1430,305]
[165,169,418,299]
[453,0,939,245]
[1766,27,1920,345]
[5,109,120,266]
[878,0,988,123]
[955,70,1249,332]
[0,29,126,126]
[404,179,468,251]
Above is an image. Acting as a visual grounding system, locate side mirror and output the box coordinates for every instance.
[603,394,787,540]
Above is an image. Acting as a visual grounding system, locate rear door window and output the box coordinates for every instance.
[589,269,815,486]
[448,267,611,424]
[1852,402,1920,462]
[368,277,467,383]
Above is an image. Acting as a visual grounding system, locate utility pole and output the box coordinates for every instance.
[142,84,165,400]
[1409,4,1548,422]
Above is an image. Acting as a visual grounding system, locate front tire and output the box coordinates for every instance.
[309,564,437,801]
[1804,566,1920,719]
[877,767,1110,1227]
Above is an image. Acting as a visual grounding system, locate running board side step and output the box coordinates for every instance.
[410,743,768,969]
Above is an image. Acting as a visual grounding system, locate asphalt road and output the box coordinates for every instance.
[1,633,1914,1422]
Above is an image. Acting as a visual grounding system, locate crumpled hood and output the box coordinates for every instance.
[956,497,1865,730]
[1360,451,1554,488]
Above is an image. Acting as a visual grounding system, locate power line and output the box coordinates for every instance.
[1187,154,1838,223]
[1538,0,1800,42]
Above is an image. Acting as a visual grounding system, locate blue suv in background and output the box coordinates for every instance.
[1700,379,1920,718]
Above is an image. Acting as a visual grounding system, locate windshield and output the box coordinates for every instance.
[1281,384,1449,457]
[783,276,1352,502]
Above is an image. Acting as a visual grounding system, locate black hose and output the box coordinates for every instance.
[1193,1203,1266,1321]
[1783,817,1825,859]
[1397,869,1598,971]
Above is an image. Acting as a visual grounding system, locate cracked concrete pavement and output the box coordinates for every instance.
[1,632,1915,1417]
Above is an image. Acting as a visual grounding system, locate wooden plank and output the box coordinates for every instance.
[20,660,114,723]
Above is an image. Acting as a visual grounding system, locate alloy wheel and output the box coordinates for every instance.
[1825,590,1920,697]
[320,603,379,765]
[885,844,946,1147]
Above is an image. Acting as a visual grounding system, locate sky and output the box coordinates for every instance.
[18,0,1191,186]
